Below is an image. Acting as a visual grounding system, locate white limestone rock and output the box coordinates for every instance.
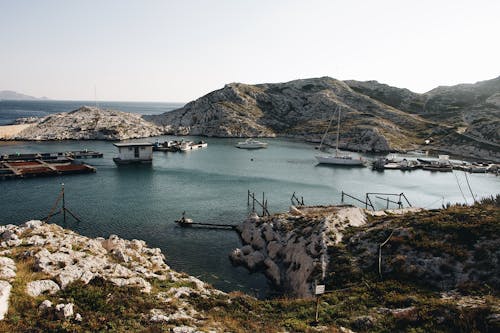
[110,277,152,293]
[0,257,16,280]
[14,106,163,141]
[38,300,52,312]
[22,220,43,229]
[55,303,74,319]
[26,279,60,297]
[0,281,12,320]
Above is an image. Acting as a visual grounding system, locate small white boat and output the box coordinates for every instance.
[315,154,364,166]
[179,141,208,152]
[235,138,268,149]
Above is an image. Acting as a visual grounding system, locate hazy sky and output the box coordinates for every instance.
[1,0,499,102]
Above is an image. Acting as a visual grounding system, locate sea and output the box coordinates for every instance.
[1,100,499,298]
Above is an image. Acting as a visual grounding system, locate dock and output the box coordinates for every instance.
[0,150,103,161]
[175,213,237,230]
[0,151,100,180]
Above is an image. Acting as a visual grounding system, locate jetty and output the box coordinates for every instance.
[175,212,236,229]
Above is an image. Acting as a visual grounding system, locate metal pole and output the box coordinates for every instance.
[62,183,66,224]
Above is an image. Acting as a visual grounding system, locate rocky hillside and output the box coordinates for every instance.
[229,198,500,332]
[13,106,162,140]
[147,76,500,159]
[347,76,500,155]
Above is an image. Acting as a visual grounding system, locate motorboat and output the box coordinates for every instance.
[235,138,268,149]
[179,141,208,152]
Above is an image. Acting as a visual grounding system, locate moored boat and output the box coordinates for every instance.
[314,106,365,166]
[179,140,208,152]
[235,138,268,149]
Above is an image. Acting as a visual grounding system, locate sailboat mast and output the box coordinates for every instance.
[319,110,335,150]
[335,107,341,155]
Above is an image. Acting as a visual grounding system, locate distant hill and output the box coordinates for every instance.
[0,90,48,101]
[146,76,500,160]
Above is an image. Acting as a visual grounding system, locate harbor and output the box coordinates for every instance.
[0,137,498,296]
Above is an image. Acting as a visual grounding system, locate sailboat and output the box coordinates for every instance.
[314,106,365,166]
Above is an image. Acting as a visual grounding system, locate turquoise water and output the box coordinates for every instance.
[1,137,499,297]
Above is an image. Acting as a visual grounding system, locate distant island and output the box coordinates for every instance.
[0,90,49,101]
[1,76,499,161]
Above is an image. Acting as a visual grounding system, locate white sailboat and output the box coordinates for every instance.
[315,106,364,166]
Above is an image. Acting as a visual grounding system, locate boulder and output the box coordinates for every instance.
[38,300,52,312]
[0,281,12,320]
[0,257,16,280]
[26,279,60,297]
[55,303,74,319]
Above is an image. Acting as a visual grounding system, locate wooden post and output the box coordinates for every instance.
[252,193,255,212]
[315,296,320,322]
[386,197,389,209]
[247,190,250,206]
[365,193,369,209]
[62,183,66,224]
[341,191,344,203]
[262,192,265,217]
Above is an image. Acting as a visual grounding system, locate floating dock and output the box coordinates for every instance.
[0,152,100,180]
[0,150,103,161]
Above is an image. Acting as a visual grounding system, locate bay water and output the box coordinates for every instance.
[1,101,499,297]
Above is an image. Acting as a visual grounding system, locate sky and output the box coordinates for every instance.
[1,0,499,102]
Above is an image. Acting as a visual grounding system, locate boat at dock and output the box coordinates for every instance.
[372,157,419,171]
[235,138,268,149]
[422,155,453,172]
[153,140,184,152]
[179,141,208,152]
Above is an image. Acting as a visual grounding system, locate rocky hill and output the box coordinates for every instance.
[13,106,162,140]
[147,76,500,160]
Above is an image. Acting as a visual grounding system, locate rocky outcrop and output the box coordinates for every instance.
[0,220,223,326]
[13,106,163,141]
[230,205,368,297]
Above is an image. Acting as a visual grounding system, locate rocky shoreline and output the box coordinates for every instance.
[0,198,499,332]
[0,220,225,331]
